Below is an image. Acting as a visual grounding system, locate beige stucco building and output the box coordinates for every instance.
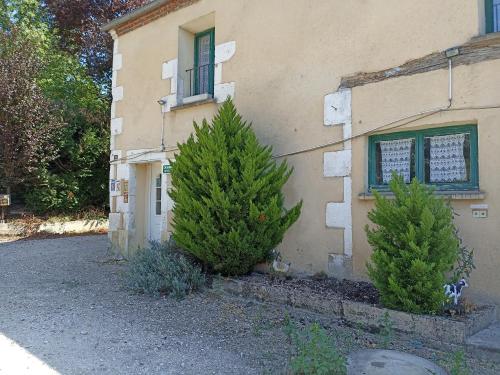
[103,0,500,310]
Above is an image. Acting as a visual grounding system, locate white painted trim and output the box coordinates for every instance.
[126,149,167,164]
[183,93,212,105]
[112,54,123,71]
[324,88,353,257]
[214,63,223,85]
[110,102,116,119]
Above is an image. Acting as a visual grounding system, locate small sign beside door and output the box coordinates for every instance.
[163,164,172,174]
[0,194,10,206]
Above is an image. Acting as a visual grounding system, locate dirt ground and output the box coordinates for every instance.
[0,235,498,374]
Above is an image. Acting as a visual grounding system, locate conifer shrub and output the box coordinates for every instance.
[170,99,302,276]
[366,173,459,314]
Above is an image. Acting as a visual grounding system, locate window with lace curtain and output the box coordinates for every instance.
[368,125,478,191]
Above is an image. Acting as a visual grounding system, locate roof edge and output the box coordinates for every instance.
[101,0,170,32]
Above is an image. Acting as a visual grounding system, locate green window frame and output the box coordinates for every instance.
[368,125,479,192]
[486,0,500,33]
[194,28,215,96]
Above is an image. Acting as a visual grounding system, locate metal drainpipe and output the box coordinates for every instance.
[158,99,167,151]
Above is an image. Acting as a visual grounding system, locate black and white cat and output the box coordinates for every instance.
[444,279,469,305]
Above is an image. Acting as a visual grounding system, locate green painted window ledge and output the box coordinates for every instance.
[358,190,486,201]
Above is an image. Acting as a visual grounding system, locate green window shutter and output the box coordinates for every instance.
[194,28,215,96]
[368,125,479,192]
[486,0,500,33]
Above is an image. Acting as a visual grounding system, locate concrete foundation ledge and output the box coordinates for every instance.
[343,301,496,345]
[218,277,496,346]
[219,277,343,316]
[0,220,108,237]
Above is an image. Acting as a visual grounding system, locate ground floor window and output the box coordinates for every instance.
[368,125,478,191]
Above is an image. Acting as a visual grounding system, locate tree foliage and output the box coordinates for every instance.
[44,0,149,88]
[366,174,460,314]
[0,0,115,213]
[0,28,62,193]
[171,100,302,276]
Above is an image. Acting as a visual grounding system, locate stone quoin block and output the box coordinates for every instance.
[324,150,352,177]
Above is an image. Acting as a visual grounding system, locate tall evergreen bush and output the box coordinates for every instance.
[366,174,459,314]
[170,99,302,275]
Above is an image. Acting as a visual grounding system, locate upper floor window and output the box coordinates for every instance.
[368,125,478,191]
[193,28,215,96]
[486,0,500,33]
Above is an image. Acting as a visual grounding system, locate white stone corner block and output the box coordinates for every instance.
[324,88,352,126]
[117,196,129,213]
[117,163,130,180]
[326,202,351,229]
[112,86,123,102]
[112,54,123,71]
[215,41,236,64]
[162,58,177,80]
[110,135,116,151]
[214,82,235,103]
[109,213,122,231]
[110,118,123,136]
[324,150,352,177]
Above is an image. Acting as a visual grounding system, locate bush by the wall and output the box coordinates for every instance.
[126,240,205,299]
[170,99,302,275]
[366,173,459,314]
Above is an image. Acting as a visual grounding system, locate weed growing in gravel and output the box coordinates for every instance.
[126,239,205,299]
[284,315,347,375]
[376,311,394,349]
[446,350,470,375]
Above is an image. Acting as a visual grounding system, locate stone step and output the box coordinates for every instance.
[466,321,500,363]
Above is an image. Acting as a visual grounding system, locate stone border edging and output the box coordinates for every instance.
[0,219,108,237]
[219,277,496,346]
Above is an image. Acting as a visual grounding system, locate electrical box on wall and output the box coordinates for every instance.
[471,204,488,219]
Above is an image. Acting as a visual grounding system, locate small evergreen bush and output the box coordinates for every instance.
[126,240,205,299]
[170,99,302,275]
[366,173,459,314]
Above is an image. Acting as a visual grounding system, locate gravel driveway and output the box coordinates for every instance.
[0,235,290,375]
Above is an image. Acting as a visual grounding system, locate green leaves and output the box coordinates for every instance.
[171,99,302,275]
[366,172,460,314]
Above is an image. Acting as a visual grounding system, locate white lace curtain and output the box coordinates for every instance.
[429,133,467,183]
[380,138,413,184]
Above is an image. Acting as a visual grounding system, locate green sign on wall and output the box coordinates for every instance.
[163,164,172,174]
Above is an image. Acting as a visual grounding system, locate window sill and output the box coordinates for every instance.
[472,31,500,43]
[170,94,215,111]
[358,190,486,201]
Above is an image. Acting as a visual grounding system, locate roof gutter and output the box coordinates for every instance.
[101,0,170,32]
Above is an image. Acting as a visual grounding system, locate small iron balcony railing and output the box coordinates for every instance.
[185,63,214,97]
